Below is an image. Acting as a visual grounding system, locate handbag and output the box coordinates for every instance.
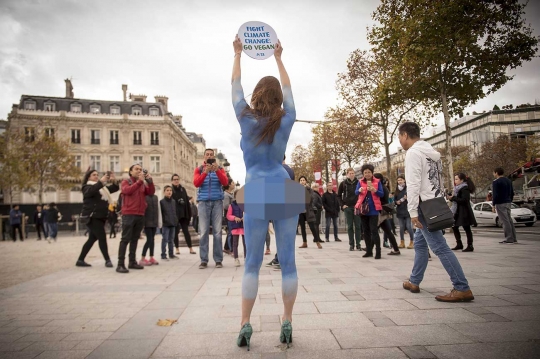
[382,202,396,214]
[355,197,369,216]
[418,196,454,232]
[79,205,96,225]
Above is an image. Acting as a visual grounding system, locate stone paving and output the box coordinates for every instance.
[0,231,539,359]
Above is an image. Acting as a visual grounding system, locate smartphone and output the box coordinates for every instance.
[206,159,216,165]
[106,171,112,177]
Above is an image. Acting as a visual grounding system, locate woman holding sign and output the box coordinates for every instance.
[232,34,296,350]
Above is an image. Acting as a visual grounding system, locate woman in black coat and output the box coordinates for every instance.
[447,172,477,252]
[394,175,414,249]
[298,176,323,249]
[76,170,120,267]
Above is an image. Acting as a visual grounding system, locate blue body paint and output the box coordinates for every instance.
[232,78,299,301]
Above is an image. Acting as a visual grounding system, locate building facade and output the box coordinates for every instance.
[373,106,540,178]
[6,81,198,204]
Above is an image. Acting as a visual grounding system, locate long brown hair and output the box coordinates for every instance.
[244,76,285,146]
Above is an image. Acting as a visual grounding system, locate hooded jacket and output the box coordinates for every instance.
[404,140,446,218]
[338,178,359,208]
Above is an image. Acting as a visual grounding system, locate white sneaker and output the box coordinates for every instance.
[235,258,241,267]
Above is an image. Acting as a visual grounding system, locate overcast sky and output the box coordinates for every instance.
[1,0,539,184]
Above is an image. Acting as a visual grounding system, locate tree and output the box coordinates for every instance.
[492,104,500,111]
[0,131,32,207]
[369,0,538,188]
[25,132,81,204]
[290,145,315,183]
[334,49,429,185]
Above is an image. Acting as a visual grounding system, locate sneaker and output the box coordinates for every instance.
[499,240,516,244]
[335,238,342,242]
[139,258,150,266]
[199,262,208,269]
[235,258,241,267]
[216,262,223,268]
[128,262,144,270]
[273,264,281,270]
[149,258,159,265]
[169,255,180,260]
[175,248,180,254]
[383,242,390,248]
[266,259,278,267]
[76,260,91,267]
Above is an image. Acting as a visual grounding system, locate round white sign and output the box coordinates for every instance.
[237,21,278,60]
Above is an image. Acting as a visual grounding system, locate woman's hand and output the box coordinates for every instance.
[274,40,283,59]
[100,174,109,183]
[233,35,242,55]
[234,217,242,223]
[446,195,453,201]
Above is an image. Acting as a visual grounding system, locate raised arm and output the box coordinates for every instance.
[274,41,290,88]
[231,35,242,84]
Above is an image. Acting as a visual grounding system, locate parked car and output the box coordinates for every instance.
[472,201,536,227]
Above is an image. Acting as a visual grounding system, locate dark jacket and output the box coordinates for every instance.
[172,184,191,220]
[312,191,323,211]
[144,195,160,228]
[450,187,477,227]
[81,182,120,219]
[322,191,340,218]
[338,178,359,208]
[304,187,316,223]
[108,210,118,224]
[45,207,59,223]
[160,197,177,227]
[33,210,44,225]
[229,201,244,230]
[394,186,410,219]
[492,177,514,205]
[9,209,22,225]
[190,202,198,217]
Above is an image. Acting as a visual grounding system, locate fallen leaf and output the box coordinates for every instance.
[157,319,178,326]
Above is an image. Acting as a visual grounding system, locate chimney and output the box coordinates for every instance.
[155,96,169,113]
[122,84,128,101]
[65,79,74,98]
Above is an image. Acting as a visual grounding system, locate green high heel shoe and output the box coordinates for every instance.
[280,320,293,348]
[237,323,253,351]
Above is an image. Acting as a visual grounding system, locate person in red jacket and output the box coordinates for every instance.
[117,163,155,273]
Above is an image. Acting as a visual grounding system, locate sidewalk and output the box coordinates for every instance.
[0,232,539,358]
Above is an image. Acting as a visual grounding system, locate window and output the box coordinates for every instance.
[133,131,142,145]
[110,130,119,145]
[44,102,55,111]
[90,104,101,114]
[133,156,143,167]
[150,156,160,173]
[150,131,159,145]
[110,105,121,115]
[71,103,82,112]
[109,156,120,172]
[91,130,100,145]
[149,107,159,116]
[71,129,81,144]
[24,127,35,142]
[24,101,36,110]
[45,128,55,140]
[90,155,101,171]
[132,106,142,115]
[73,155,82,169]
[481,203,492,212]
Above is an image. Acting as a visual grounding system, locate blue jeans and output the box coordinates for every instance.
[161,226,175,257]
[325,216,338,240]
[409,208,470,291]
[46,223,58,239]
[198,200,224,263]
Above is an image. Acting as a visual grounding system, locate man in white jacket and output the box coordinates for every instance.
[398,122,474,302]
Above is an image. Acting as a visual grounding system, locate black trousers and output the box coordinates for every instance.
[361,215,380,255]
[452,225,473,246]
[35,223,43,239]
[109,221,117,237]
[11,224,23,241]
[142,227,156,257]
[314,209,322,232]
[174,217,193,248]
[299,213,322,243]
[118,215,145,263]
[379,219,399,251]
[79,218,110,261]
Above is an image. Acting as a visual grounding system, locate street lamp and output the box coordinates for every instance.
[236,181,240,187]
[223,158,230,172]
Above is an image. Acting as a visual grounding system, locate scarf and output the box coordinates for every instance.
[397,184,405,191]
[87,180,114,204]
[451,182,468,214]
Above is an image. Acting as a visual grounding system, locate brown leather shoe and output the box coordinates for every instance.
[403,280,420,293]
[435,289,474,302]
[298,243,308,248]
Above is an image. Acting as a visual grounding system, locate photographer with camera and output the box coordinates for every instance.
[171,174,196,255]
[193,149,229,268]
[76,169,119,267]
[116,163,155,273]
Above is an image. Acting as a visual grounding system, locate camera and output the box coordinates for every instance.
[206,158,216,165]
[178,198,185,206]
[143,169,148,177]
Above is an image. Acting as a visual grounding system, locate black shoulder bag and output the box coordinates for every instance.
[79,204,96,225]
[418,163,454,232]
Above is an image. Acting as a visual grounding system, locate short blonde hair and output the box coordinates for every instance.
[311,183,319,189]
[346,168,355,174]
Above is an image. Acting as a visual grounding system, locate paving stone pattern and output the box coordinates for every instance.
[0,232,539,358]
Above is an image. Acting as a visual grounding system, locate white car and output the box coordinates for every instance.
[472,201,537,227]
